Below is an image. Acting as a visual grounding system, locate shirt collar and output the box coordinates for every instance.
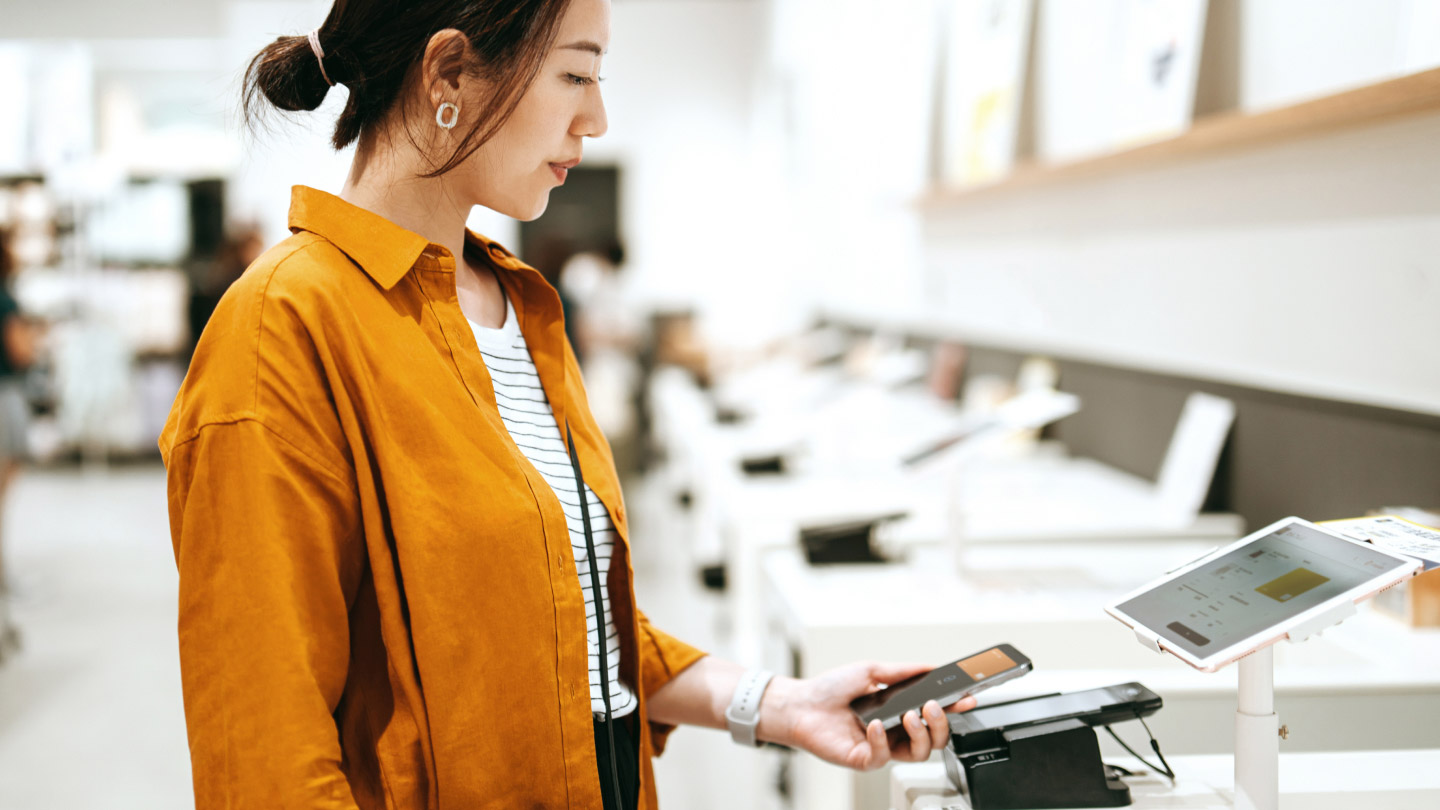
[286,184,529,290]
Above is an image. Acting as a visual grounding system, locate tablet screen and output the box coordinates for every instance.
[1115,522,1409,659]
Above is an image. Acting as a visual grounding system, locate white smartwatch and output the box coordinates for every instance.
[725,668,775,747]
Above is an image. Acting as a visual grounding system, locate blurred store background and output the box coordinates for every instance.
[2,1,1440,809]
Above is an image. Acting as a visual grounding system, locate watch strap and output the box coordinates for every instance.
[725,668,774,747]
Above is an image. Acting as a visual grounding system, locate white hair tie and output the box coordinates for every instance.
[307,29,335,87]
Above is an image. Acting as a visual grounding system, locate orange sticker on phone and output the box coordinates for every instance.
[957,648,1017,681]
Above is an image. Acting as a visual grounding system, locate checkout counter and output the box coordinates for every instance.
[645,334,1440,810]
[759,546,1440,810]
[889,750,1440,810]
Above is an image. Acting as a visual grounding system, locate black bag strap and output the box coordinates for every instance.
[565,421,626,808]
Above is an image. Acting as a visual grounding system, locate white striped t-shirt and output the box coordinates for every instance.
[466,296,637,719]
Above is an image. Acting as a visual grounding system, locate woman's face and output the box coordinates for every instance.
[455,0,610,221]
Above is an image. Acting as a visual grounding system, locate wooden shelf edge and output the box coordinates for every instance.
[919,65,1440,208]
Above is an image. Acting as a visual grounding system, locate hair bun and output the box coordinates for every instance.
[246,34,333,113]
[242,0,574,158]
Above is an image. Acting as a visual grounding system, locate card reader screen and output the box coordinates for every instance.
[966,691,1108,730]
[1116,522,1407,659]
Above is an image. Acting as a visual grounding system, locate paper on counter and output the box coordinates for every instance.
[1324,515,1440,571]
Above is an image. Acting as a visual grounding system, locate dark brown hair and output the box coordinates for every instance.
[243,0,574,177]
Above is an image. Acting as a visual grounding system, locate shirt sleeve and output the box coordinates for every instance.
[634,608,707,755]
[164,417,365,808]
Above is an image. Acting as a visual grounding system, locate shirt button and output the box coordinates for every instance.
[555,553,564,570]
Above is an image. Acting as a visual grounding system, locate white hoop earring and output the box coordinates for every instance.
[436,102,460,130]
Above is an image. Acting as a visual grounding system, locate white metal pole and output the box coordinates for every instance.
[1234,645,1278,810]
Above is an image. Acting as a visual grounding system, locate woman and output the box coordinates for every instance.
[161,1,972,807]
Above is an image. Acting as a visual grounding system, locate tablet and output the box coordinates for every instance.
[1106,516,1422,672]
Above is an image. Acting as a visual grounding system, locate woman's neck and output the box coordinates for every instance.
[339,139,469,265]
[339,137,508,328]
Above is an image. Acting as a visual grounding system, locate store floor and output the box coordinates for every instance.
[0,464,763,809]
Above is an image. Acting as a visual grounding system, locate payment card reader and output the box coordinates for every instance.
[943,683,1164,809]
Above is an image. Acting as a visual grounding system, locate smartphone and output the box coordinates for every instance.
[849,644,1033,731]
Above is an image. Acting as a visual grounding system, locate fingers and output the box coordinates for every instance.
[924,700,949,751]
[847,707,953,770]
[893,701,949,762]
[942,695,978,713]
[899,708,931,762]
[865,718,892,770]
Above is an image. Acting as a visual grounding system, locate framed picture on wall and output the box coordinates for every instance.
[941,0,1035,186]
[1402,0,1440,73]
[1111,0,1209,147]
[1033,0,1206,161]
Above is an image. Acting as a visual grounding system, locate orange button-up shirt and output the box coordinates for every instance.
[160,185,707,809]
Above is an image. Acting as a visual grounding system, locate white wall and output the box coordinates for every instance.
[2,0,225,39]
[593,1,764,326]
[222,2,355,246]
[742,0,943,343]
[786,0,1440,415]
[916,109,1440,416]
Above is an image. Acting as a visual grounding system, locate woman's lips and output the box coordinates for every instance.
[549,158,580,183]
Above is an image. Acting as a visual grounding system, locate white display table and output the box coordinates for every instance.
[890,750,1440,810]
[759,549,1440,810]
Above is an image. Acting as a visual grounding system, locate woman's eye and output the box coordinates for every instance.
[565,73,605,87]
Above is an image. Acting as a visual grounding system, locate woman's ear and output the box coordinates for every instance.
[422,28,472,107]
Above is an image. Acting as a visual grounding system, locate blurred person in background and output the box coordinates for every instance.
[161,1,972,808]
[0,226,40,653]
[561,241,644,472]
[186,223,265,357]
[528,235,581,357]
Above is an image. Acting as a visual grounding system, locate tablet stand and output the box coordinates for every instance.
[1134,598,1359,810]
[1234,647,1277,810]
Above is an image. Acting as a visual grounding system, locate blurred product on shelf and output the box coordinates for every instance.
[1364,507,1440,628]
[14,266,188,462]
[651,309,711,386]
[0,181,58,269]
[0,165,200,464]
[925,341,967,402]
[51,319,135,464]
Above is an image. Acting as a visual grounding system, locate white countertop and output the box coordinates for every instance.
[892,750,1440,810]
[762,547,1440,695]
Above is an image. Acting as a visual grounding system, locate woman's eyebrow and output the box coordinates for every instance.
[559,40,606,56]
